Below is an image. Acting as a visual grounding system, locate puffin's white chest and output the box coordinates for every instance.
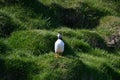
[55,39,64,53]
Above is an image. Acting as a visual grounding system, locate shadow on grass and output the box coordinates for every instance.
[49,3,108,29]
[63,41,78,58]
[48,59,113,80]
[0,58,40,80]
[100,63,120,80]
[71,62,108,80]
[3,0,108,29]
[0,12,18,37]
[70,60,120,80]
[0,58,6,79]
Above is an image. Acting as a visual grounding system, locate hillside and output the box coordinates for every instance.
[0,0,120,80]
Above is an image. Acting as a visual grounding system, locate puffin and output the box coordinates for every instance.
[54,33,64,58]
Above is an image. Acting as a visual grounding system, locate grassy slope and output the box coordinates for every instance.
[0,0,120,80]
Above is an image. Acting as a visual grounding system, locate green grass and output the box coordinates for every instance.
[8,30,56,55]
[1,51,120,80]
[96,16,120,36]
[0,11,18,37]
[0,0,120,80]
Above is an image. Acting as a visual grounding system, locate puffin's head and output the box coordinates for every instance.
[57,33,62,39]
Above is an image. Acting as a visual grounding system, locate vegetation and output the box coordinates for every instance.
[0,0,120,80]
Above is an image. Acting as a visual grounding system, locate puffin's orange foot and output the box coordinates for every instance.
[59,55,62,58]
[55,54,58,58]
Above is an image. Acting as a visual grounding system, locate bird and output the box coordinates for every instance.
[54,33,64,58]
